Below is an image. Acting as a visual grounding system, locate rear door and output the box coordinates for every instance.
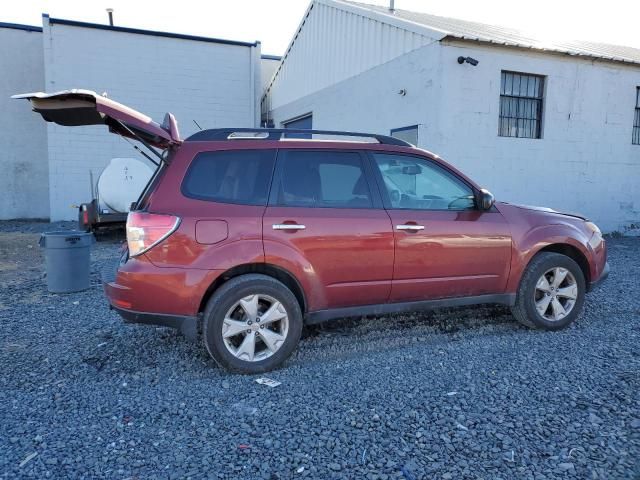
[370,152,512,302]
[262,149,394,312]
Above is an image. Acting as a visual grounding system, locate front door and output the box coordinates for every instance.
[263,149,394,312]
[370,152,512,302]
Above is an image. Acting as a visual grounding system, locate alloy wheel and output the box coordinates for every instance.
[533,267,579,321]
[221,294,289,362]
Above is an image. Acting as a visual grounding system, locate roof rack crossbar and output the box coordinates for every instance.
[185,128,412,147]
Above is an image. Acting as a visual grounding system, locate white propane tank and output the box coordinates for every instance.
[97,158,154,213]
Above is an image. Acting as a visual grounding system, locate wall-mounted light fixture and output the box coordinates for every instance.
[398,89,407,96]
[457,56,479,66]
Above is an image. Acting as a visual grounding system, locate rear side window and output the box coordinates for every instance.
[274,151,372,208]
[182,150,276,205]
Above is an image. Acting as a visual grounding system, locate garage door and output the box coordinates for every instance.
[283,114,312,139]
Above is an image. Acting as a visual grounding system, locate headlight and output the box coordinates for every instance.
[585,221,603,248]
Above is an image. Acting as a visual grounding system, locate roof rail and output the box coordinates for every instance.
[185,128,413,147]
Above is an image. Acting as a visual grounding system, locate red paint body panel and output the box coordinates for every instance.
[142,143,267,270]
[195,220,229,244]
[263,207,394,310]
[16,92,608,329]
[496,202,606,292]
[101,137,607,318]
[104,255,221,316]
[387,209,511,301]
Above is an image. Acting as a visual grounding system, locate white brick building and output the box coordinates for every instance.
[0,23,48,219]
[263,0,640,233]
[1,16,265,221]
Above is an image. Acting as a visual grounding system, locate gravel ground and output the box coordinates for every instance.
[0,220,638,479]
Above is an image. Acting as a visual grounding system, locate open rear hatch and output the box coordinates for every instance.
[12,89,181,149]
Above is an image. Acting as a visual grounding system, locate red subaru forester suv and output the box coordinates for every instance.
[16,91,609,373]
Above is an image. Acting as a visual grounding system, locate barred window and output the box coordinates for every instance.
[499,71,544,139]
[633,87,640,145]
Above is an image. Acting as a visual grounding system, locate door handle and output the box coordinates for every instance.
[272,224,306,230]
[396,224,425,231]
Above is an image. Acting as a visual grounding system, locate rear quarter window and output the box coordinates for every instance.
[182,149,276,205]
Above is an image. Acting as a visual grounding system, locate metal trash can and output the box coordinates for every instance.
[39,231,94,293]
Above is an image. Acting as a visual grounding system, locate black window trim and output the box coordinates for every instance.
[267,148,383,210]
[498,70,545,140]
[364,151,484,212]
[180,148,278,206]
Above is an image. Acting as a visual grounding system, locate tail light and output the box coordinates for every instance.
[126,212,180,257]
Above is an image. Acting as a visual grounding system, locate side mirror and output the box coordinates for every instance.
[478,188,495,210]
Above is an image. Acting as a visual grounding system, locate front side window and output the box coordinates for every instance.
[499,71,544,139]
[633,87,640,145]
[372,153,475,210]
[182,149,276,205]
[275,151,372,208]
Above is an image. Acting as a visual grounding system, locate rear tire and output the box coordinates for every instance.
[511,252,586,330]
[202,274,303,373]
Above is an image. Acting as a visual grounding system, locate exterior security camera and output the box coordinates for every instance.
[457,56,479,66]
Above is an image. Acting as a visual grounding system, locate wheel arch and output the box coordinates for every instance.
[198,263,307,315]
[534,243,591,284]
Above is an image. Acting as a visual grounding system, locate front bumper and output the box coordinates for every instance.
[588,261,609,291]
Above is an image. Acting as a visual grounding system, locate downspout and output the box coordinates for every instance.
[41,13,53,220]
[251,42,262,127]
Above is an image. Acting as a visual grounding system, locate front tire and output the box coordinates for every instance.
[202,274,303,373]
[511,252,586,330]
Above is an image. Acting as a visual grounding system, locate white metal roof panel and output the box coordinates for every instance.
[338,0,640,66]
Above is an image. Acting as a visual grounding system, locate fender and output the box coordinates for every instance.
[263,239,328,312]
[144,216,264,270]
[506,222,593,292]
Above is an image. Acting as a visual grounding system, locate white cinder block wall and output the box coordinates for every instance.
[262,0,437,117]
[0,25,48,219]
[43,17,261,220]
[269,40,640,232]
[270,43,440,135]
[432,41,640,232]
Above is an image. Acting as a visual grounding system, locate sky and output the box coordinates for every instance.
[2,0,640,56]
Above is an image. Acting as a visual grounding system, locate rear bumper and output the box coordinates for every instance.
[111,305,199,341]
[588,261,609,291]
[102,254,220,340]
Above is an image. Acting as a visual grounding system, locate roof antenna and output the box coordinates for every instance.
[106,8,114,26]
[193,119,203,131]
[389,0,395,12]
